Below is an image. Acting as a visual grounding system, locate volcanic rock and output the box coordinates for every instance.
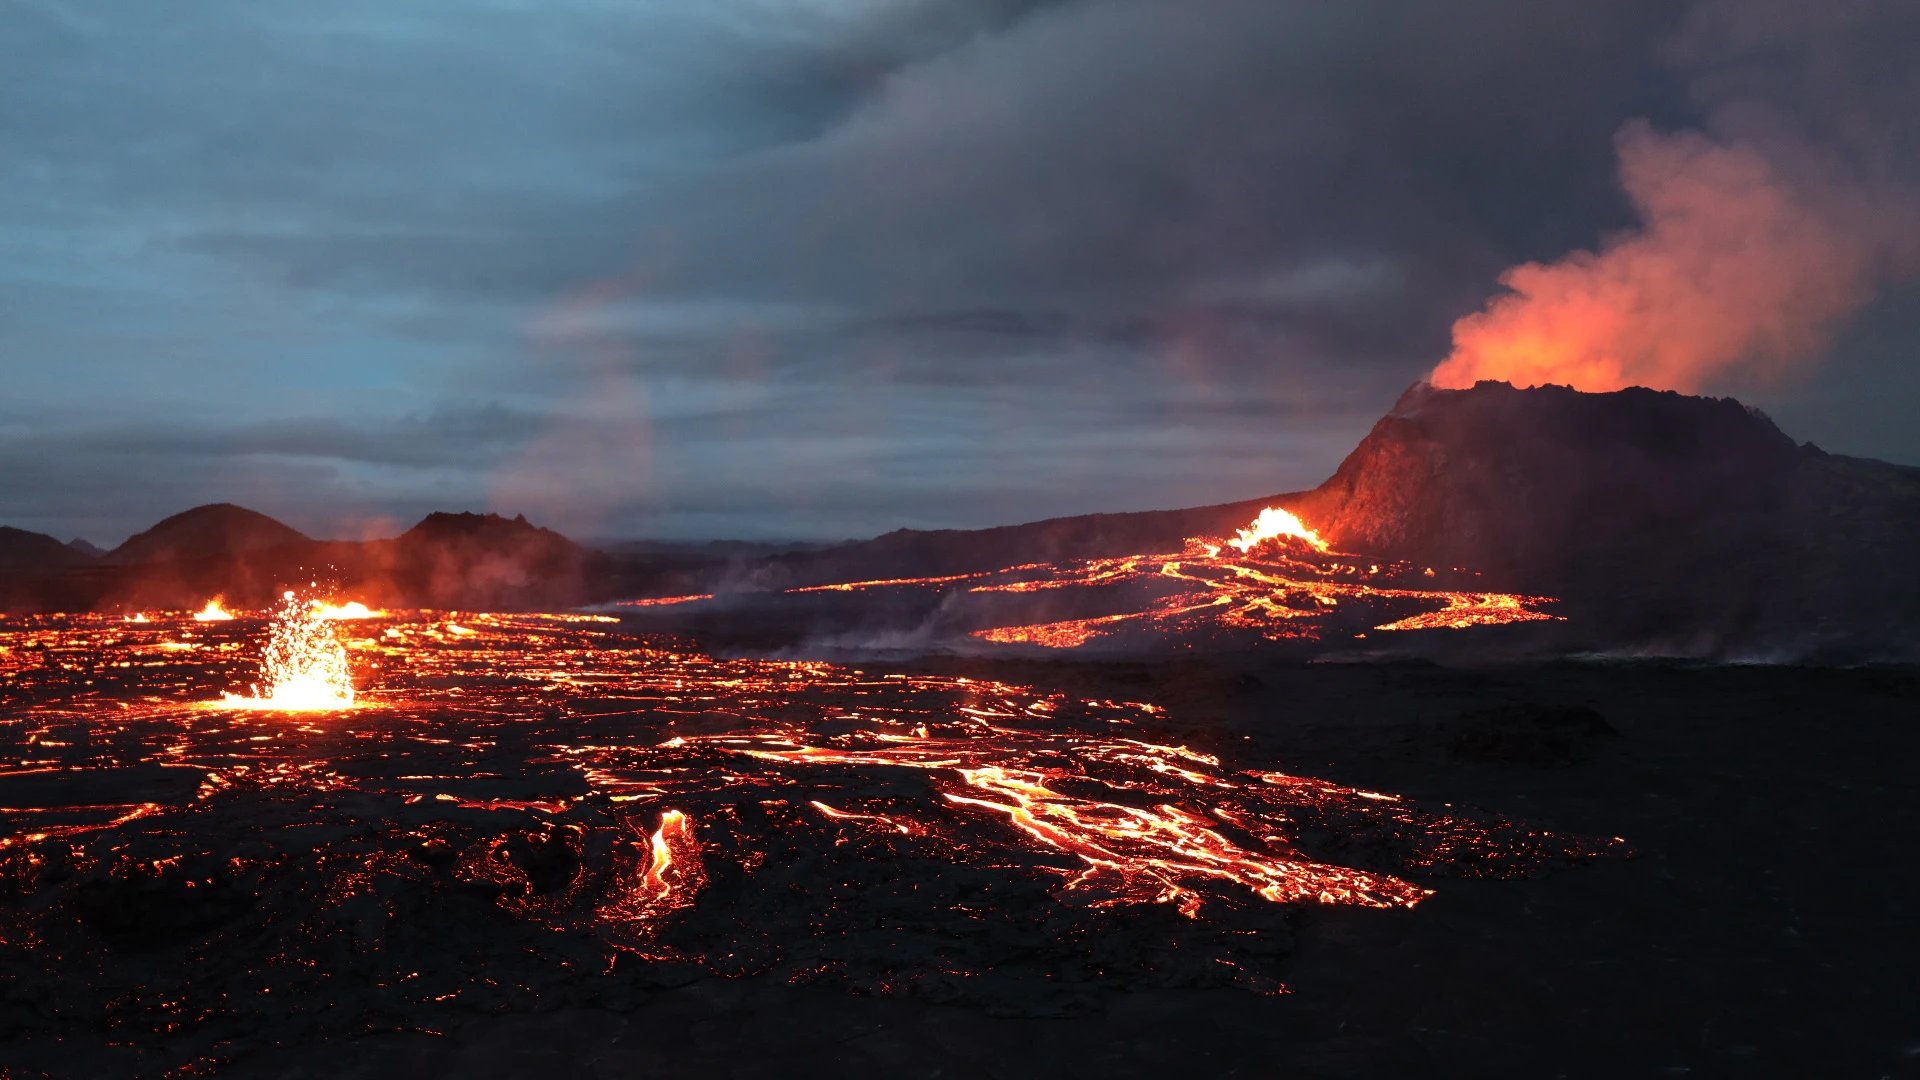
[1448,703,1619,767]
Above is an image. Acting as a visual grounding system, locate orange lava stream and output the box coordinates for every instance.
[604,509,1555,650]
[944,767,1428,914]
[616,594,714,608]
[600,808,706,932]
[945,508,1560,649]
[724,733,1430,915]
[791,573,988,593]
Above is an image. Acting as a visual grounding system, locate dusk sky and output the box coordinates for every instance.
[4,0,1918,545]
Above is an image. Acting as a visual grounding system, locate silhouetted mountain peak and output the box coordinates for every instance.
[1278,381,1920,646]
[66,538,107,558]
[400,511,576,551]
[108,504,311,566]
[0,527,90,576]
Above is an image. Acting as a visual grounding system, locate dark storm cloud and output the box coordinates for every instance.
[2,0,1917,542]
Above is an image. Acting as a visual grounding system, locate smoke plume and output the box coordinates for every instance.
[1430,121,1888,393]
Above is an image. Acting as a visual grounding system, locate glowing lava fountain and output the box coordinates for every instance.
[192,598,236,622]
[218,592,356,711]
[1222,506,1330,554]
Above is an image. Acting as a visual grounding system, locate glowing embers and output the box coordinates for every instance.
[217,592,356,711]
[192,598,236,622]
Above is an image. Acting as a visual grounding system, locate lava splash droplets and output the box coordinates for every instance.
[218,591,356,711]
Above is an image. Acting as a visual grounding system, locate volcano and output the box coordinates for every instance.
[700,381,1920,657]
[2,381,1915,656]
[1285,381,1920,651]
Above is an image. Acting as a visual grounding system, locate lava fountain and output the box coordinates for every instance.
[1221,506,1330,555]
[217,591,356,711]
[193,598,236,622]
[313,600,383,620]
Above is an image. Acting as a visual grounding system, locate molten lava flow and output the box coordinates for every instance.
[0,608,1628,1022]
[1224,506,1330,554]
[193,598,235,622]
[615,594,713,608]
[792,573,987,593]
[218,592,356,711]
[312,600,382,620]
[600,808,705,933]
[889,506,1560,650]
[725,735,1432,917]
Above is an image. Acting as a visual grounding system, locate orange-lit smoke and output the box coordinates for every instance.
[1430,122,1878,393]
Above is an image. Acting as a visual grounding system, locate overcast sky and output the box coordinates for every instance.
[4,0,1917,544]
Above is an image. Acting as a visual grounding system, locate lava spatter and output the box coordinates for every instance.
[216,592,356,711]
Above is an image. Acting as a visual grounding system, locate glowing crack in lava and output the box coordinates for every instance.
[766,505,1559,650]
[0,610,1625,1034]
[217,592,356,710]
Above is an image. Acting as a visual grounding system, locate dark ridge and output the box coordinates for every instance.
[399,511,571,547]
[385,512,602,610]
[1280,381,1920,649]
[4,382,1917,655]
[0,526,92,577]
[66,538,107,558]
[742,495,1301,592]
[639,380,1920,656]
[107,504,311,566]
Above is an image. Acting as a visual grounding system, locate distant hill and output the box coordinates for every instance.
[0,526,93,577]
[107,504,312,565]
[742,497,1291,592]
[1282,382,1920,648]
[684,381,1920,655]
[380,512,602,610]
[0,506,620,614]
[4,383,1917,657]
